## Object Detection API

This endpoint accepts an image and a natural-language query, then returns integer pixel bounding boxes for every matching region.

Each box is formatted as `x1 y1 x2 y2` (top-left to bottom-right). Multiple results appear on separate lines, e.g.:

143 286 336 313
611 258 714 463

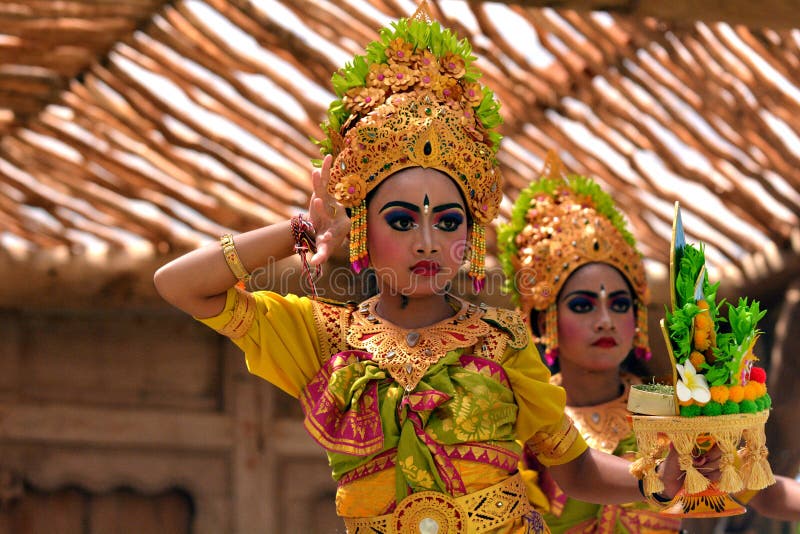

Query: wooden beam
0 402 233 451
503 1 800 29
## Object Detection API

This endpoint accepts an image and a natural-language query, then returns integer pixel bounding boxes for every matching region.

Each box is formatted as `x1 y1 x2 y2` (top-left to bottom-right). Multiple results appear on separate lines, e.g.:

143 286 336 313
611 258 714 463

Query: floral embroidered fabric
301 294 525 503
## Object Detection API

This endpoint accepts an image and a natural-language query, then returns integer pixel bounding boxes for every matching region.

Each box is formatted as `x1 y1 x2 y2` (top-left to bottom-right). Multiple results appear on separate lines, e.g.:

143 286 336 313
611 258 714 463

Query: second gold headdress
497 153 650 363
317 5 504 291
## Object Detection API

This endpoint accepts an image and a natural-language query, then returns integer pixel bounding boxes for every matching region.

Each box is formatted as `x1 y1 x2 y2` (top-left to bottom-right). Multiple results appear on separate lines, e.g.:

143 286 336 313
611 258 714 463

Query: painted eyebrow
432 203 464 213
379 201 465 213
379 200 419 213
561 289 630 301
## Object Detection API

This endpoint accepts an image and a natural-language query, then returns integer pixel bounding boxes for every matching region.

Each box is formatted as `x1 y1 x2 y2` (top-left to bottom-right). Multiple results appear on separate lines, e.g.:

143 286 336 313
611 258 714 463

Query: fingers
309 231 332 266
312 154 332 198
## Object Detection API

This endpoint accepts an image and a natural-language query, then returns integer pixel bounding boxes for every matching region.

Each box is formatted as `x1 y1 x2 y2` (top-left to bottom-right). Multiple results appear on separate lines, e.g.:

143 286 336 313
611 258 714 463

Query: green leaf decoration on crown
315 17 503 159
497 173 637 303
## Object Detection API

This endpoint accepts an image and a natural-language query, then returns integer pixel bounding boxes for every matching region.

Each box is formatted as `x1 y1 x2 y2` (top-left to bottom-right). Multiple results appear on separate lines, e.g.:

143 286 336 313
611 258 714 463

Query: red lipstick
592 337 618 348
411 260 440 276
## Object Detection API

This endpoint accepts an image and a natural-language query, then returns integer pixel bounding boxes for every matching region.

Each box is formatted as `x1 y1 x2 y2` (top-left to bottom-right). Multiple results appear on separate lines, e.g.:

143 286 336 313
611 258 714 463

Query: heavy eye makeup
563 291 632 314
565 295 595 314
383 208 418 231
433 210 464 232
609 295 632 313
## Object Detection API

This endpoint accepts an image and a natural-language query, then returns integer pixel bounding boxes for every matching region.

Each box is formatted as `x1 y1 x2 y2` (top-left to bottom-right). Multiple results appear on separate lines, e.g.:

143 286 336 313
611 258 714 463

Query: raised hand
309 154 350 266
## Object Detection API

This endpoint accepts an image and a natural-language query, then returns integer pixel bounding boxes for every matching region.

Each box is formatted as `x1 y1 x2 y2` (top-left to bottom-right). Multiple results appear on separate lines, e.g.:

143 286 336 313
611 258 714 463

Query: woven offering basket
628 202 775 517
629 409 774 517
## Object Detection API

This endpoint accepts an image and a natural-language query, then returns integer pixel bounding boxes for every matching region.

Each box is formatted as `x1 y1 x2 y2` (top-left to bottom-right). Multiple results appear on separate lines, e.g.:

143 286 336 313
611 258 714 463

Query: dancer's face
367 168 468 298
553 263 636 372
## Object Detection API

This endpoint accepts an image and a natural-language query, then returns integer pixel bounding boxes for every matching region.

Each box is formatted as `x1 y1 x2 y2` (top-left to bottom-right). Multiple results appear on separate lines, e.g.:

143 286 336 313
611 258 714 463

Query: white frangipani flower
676 360 711 405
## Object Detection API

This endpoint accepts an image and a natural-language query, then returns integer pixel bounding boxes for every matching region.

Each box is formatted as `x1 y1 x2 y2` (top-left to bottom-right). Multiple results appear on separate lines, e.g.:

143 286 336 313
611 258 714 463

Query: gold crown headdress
316 2 503 291
497 152 650 364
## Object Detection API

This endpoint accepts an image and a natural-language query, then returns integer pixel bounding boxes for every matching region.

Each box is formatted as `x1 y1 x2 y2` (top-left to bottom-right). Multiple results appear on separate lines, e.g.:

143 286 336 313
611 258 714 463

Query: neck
374 292 455 329
557 363 624 407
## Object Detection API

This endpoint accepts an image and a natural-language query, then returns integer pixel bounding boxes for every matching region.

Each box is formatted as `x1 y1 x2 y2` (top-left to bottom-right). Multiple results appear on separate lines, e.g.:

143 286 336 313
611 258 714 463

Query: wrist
290 214 321 297
638 478 672 503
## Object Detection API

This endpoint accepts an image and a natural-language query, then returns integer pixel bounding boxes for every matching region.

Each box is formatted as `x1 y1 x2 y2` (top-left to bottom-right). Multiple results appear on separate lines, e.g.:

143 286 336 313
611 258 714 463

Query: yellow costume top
199 287 588 533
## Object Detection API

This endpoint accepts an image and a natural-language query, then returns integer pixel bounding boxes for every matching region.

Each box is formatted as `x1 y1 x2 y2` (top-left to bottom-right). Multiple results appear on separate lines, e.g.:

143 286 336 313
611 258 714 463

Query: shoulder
309 296 356 329
479 305 529 349
309 297 356 358
310 296 357 312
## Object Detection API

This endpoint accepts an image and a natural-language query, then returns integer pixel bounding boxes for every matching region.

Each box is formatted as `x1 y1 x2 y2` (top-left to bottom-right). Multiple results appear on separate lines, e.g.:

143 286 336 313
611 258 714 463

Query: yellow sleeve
196 287 322 398
505 342 587 466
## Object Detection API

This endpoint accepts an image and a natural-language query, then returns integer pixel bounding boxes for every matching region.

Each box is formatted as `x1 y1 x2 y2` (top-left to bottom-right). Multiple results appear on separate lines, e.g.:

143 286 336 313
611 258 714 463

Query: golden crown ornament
316 2 503 292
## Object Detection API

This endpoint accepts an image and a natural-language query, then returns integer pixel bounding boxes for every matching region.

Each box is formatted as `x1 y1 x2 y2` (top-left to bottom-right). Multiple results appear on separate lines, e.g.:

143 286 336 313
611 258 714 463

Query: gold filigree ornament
392 491 468 533
347 294 492 391
343 472 538 534
554 373 638 454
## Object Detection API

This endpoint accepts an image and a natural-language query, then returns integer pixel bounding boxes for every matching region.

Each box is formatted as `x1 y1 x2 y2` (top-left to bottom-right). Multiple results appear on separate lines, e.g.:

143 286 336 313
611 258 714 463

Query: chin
408 276 454 296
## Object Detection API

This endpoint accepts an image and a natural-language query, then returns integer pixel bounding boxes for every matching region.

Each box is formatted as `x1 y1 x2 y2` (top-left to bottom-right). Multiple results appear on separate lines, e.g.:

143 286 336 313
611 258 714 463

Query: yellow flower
343 87 385 114
385 64 417 92
689 350 705 369
471 188 501 224
439 52 466 78
459 107 478 133
676 360 711 406
414 50 439 75
416 69 440 90
434 76 462 102
462 82 483 107
365 63 391 89
386 37 415 64
334 174 367 206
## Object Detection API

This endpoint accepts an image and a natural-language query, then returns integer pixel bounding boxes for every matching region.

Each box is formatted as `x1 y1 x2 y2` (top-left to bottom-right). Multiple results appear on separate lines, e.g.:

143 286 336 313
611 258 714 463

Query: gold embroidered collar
347 294 492 392
551 373 640 454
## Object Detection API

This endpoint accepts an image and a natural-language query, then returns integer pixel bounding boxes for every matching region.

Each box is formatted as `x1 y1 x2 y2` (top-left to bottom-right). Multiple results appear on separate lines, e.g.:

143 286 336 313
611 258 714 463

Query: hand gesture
309 155 350 266
658 443 723 499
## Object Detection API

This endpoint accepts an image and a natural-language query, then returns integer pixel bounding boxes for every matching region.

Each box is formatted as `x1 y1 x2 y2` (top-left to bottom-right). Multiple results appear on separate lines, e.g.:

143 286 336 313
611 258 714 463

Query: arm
547 448 643 504
154 222 295 318
547 443 717 505
747 474 800 521
154 155 348 319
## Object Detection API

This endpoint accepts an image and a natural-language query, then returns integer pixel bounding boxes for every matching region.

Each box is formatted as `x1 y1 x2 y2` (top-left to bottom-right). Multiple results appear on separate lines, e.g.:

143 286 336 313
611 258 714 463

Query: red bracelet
290 214 320 297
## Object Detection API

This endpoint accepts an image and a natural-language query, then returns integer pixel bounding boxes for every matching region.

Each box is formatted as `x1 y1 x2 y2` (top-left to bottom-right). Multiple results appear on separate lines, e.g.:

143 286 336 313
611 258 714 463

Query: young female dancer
498 154 799 533
154 8 711 533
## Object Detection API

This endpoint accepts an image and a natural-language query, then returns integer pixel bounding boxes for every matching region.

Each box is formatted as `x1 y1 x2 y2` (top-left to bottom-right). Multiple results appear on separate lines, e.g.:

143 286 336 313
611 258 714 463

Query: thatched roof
2 0 799 305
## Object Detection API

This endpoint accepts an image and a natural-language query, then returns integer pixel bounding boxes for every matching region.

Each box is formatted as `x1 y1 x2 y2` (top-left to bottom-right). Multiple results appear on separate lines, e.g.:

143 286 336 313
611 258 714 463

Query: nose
415 223 439 255
595 306 616 331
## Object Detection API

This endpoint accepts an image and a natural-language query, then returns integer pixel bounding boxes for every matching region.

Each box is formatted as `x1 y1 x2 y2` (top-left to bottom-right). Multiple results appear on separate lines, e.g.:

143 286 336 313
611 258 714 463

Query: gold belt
343 473 539 534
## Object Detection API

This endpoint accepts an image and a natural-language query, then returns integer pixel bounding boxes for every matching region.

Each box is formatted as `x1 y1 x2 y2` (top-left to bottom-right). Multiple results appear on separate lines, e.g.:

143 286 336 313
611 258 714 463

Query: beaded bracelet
220 234 251 283
290 214 320 297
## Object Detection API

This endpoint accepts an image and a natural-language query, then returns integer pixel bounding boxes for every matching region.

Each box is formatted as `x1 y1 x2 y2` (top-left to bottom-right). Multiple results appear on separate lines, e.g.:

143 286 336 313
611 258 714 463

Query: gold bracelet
219 234 251 283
